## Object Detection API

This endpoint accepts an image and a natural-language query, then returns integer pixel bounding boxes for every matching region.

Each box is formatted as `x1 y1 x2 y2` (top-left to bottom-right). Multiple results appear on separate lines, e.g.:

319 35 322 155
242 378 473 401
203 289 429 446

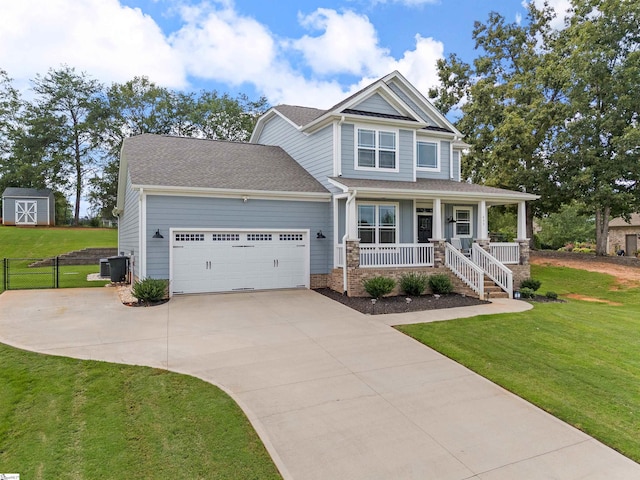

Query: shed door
171 230 308 295
626 234 638 256
15 200 37 225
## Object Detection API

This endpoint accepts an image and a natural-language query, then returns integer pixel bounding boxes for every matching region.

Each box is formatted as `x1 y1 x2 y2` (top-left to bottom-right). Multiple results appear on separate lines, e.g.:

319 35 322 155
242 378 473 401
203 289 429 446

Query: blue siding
444 203 478 250
399 200 414 243
416 140 454 181
2 196 53 225
340 124 413 181
118 173 140 275
387 81 439 126
351 93 401 116
145 195 332 279
453 150 461 181
257 115 335 191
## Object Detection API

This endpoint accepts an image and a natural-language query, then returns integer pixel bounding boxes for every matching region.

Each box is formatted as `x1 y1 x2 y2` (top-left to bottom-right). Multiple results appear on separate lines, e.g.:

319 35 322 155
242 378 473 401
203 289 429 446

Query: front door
625 234 638 256
417 215 432 243
15 200 37 225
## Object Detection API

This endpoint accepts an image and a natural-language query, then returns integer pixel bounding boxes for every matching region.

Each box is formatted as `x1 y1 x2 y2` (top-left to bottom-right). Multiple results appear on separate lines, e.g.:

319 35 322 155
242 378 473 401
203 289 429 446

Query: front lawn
0 343 282 479
398 265 640 463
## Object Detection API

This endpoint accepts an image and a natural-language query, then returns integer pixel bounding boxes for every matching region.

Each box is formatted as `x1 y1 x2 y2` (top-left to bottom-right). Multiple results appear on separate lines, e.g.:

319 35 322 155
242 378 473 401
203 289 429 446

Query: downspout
343 189 357 294
337 116 345 177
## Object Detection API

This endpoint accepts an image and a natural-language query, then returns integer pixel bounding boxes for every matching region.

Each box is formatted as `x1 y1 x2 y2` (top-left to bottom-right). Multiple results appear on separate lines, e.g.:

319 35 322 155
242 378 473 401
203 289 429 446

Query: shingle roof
609 214 640 227
274 105 326 127
123 134 329 194
2 187 53 198
329 177 538 200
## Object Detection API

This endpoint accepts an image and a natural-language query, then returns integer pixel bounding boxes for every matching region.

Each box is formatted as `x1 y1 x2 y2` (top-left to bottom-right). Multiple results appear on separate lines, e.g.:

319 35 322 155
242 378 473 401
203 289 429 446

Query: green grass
398 265 640 463
0 226 117 292
0 343 282 479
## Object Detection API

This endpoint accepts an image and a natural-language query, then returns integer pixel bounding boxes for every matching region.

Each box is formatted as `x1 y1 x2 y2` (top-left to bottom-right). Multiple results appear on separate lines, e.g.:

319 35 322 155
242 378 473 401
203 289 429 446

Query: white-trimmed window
358 203 397 244
356 128 397 170
453 207 472 238
417 141 438 170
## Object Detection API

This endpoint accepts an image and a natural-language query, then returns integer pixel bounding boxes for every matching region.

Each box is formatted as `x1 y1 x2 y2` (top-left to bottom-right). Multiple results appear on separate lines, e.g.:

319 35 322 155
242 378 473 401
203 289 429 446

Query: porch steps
484 278 509 299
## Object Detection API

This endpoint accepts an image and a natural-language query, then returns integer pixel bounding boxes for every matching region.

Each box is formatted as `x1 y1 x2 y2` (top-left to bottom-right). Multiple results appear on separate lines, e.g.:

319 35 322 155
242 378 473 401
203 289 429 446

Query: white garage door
171 229 309 295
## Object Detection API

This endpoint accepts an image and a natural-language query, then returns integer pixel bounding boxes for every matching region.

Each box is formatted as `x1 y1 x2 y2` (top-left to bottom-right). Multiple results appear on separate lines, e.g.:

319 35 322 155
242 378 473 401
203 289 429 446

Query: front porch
333 239 530 299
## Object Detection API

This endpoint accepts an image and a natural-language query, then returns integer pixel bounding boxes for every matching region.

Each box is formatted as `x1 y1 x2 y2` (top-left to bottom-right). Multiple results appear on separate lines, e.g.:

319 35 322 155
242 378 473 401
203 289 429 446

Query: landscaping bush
520 278 542 291
399 273 428 296
362 276 396 299
428 274 454 294
545 291 558 300
132 278 169 303
519 287 535 299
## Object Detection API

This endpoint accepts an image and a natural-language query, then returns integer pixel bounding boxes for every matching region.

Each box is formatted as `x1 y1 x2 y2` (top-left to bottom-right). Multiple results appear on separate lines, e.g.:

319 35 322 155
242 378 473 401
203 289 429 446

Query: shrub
519 287 535 299
399 273 428 296
362 276 396 299
545 291 558 300
520 278 542 291
132 278 169 303
428 274 454 294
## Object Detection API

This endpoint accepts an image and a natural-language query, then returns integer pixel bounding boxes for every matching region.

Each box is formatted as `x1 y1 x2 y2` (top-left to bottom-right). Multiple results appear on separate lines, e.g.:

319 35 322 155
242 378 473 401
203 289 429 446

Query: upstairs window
357 128 397 170
417 141 438 170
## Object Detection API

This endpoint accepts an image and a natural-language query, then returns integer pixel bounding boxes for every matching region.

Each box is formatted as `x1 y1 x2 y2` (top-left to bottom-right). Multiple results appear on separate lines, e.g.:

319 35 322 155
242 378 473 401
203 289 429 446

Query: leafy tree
30 66 104 225
554 0 640 255
536 203 595 250
429 4 569 246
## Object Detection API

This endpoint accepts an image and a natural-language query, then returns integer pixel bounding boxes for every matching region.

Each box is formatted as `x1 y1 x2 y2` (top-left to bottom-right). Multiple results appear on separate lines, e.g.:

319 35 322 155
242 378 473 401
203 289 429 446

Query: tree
30 66 103 225
554 0 640 255
429 4 569 247
536 203 595 250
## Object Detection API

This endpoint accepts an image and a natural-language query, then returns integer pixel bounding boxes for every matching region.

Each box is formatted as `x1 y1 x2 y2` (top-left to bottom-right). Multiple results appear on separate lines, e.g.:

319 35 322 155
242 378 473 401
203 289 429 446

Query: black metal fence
1 257 110 292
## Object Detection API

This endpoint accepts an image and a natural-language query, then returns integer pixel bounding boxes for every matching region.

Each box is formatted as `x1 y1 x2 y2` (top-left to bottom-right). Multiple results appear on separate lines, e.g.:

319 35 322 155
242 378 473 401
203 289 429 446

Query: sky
0 0 572 110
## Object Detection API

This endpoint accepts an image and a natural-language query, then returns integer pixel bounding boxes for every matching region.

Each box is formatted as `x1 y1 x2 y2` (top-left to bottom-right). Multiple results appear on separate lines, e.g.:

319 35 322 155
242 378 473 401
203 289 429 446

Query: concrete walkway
0 288 638 479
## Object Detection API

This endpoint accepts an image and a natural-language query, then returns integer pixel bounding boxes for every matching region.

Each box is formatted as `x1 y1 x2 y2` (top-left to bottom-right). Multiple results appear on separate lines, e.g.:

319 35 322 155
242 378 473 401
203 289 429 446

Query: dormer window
417 140 439 171
356 128 397 170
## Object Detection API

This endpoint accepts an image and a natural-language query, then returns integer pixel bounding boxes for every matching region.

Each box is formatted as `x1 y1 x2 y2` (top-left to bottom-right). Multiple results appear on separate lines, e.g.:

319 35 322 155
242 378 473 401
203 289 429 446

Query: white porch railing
336 243 435 268
359 243 434 267
472 244 513 298
489 242 520 264
445 243 485 298
336 245 345 267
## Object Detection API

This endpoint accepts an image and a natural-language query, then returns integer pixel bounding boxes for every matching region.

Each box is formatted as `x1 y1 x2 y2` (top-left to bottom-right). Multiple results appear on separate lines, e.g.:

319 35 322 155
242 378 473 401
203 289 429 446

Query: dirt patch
565 294 623 306
315 288 488 315
530 251 640 287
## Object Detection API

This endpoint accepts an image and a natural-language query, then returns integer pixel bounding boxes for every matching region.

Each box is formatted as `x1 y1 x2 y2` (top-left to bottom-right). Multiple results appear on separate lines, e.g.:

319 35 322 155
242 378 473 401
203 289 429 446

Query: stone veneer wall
510 265 531 291
608 228 640 255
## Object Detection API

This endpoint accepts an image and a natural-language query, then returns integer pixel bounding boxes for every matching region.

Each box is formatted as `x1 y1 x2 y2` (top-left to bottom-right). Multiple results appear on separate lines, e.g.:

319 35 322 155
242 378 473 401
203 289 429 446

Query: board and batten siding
341 124 414 181
257 115 335 191
145 195 332 279
118 173 140 277
352 93 402 116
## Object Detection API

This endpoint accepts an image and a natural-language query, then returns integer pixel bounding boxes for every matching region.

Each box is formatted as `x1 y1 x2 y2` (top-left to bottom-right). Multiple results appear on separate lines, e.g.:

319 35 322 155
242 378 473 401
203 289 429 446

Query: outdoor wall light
152 229 164 239
447 217 457 223
316 230 326 239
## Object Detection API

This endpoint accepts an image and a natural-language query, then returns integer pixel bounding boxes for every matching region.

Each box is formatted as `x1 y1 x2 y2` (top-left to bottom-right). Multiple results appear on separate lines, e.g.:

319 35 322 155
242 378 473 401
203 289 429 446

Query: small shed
1 187 56 226
608 214 640 256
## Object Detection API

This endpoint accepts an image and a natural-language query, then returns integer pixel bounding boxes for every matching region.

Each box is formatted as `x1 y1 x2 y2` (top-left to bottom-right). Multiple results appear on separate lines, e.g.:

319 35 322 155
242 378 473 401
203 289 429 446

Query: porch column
346 193 358 239
516 201 527 241
477 200 489 241
431 198 444 240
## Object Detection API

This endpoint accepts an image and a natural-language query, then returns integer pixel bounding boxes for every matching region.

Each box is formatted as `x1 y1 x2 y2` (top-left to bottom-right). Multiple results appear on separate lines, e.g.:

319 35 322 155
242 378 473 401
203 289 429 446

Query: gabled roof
119 134 329 200
2 187 53 198
251 71 462 142
609 214 640 227
329 177 539 202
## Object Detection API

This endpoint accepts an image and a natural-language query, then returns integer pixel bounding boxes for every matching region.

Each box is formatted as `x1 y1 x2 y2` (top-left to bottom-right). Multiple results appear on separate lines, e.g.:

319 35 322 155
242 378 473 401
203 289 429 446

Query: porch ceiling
328 177 539 204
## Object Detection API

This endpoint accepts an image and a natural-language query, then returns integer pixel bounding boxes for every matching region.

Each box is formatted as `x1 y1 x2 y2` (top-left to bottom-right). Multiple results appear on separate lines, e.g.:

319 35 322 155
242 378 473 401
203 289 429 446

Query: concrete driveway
0 288 638 479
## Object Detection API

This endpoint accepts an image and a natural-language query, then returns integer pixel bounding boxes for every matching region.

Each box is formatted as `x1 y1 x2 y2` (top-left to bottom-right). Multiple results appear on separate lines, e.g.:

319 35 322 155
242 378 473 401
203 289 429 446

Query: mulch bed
315 288 489 315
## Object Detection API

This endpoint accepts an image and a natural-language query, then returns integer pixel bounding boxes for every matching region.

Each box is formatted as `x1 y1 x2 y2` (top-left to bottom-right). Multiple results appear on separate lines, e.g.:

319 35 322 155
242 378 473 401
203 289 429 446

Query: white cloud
291 9 389 76
0 0 186 88
370 0 439 6
525 0 573 30
170 2 277 84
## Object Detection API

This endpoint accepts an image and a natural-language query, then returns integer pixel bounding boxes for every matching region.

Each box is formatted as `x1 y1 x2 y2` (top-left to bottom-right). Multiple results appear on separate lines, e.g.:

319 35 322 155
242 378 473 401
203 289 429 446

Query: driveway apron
0 288 638 479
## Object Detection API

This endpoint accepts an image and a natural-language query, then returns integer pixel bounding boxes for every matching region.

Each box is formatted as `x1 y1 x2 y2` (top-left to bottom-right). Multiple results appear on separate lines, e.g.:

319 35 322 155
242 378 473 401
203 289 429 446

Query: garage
170 229 309 295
